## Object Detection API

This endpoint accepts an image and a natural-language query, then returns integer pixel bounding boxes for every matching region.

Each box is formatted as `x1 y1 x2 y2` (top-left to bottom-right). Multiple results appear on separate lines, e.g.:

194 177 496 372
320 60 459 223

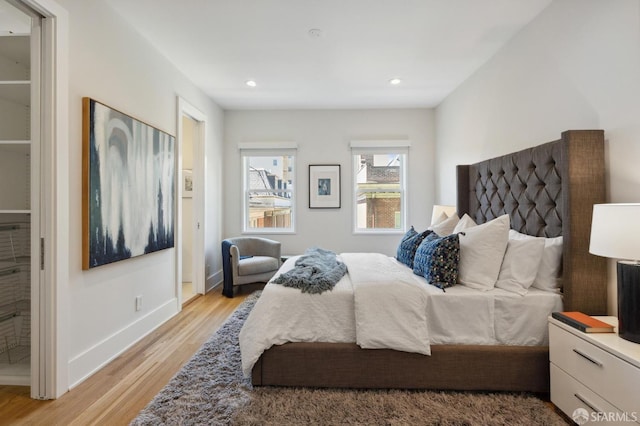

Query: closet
0 0 38 386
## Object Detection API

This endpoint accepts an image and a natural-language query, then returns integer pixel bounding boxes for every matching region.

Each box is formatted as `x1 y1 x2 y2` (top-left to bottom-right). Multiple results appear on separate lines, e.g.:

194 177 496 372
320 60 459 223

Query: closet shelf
0 80 30 85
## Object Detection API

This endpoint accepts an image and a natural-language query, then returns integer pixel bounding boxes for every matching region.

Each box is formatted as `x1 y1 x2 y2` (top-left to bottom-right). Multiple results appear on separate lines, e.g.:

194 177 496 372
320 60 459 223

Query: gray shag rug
131 291 568 425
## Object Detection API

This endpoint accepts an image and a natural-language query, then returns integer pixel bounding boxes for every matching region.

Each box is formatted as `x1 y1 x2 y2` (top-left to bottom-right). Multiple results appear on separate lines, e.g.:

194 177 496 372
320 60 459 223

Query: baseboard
67 298 179 389
206 269 223 293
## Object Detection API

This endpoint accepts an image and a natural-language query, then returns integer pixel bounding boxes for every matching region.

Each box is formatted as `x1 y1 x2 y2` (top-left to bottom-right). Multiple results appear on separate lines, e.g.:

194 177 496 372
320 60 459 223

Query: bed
244 130 607 393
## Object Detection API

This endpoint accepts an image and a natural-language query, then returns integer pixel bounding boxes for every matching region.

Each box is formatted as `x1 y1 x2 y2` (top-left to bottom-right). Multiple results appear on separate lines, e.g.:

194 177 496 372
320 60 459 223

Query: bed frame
251 130 607 392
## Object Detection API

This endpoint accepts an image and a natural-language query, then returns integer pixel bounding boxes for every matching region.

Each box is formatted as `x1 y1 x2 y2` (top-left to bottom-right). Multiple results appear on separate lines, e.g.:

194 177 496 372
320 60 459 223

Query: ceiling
111 1 551 109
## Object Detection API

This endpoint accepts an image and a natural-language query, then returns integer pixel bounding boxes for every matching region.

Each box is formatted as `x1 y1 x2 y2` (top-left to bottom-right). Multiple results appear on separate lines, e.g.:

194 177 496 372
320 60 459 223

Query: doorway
0 0 38 388
177 98 206 306
0 0 67 399
181 115 197 304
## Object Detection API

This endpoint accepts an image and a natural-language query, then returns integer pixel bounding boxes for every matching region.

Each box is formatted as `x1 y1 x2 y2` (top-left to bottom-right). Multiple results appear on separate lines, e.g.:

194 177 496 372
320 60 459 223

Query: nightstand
549 316 640 423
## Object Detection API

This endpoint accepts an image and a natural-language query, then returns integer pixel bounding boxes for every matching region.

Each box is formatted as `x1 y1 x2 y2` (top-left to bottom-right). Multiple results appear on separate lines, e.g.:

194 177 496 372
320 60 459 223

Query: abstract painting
82 98 175 269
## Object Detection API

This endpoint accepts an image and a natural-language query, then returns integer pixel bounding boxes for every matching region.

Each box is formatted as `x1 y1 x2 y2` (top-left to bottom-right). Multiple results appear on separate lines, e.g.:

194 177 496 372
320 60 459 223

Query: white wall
435 0 640 313
57 0 223 388
223 109 435 256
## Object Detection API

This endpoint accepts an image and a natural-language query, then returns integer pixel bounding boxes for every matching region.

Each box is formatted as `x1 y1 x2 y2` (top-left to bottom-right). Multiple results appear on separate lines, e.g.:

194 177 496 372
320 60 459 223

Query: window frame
239 143 297 234
351 140 409 235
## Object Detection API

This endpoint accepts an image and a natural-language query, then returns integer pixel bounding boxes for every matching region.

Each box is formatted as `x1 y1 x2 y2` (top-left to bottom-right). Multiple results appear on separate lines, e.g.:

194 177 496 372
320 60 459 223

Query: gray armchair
222 237 281 297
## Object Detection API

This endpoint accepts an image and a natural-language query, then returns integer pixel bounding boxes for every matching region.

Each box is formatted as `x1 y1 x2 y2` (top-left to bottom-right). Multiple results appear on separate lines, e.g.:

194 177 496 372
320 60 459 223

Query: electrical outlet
206 264 211 276
135 295 142 311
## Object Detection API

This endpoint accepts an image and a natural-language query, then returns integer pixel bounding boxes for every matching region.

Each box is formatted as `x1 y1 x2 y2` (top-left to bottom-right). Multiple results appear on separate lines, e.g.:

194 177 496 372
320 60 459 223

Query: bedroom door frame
176 97 206 306
15 0 69 399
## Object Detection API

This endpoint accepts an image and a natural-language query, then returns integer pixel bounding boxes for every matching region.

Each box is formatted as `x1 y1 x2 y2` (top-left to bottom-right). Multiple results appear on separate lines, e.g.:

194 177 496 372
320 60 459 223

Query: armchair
221 237 281 298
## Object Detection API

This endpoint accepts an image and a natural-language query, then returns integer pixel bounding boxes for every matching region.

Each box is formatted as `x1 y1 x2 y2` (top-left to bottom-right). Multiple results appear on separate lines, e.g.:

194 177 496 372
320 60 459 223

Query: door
177 98 206 305
181 115 197 303
0 0 39 392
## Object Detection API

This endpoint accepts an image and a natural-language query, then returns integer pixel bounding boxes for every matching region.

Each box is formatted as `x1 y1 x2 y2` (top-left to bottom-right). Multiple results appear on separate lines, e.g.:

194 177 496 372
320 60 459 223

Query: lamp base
617 261 640 344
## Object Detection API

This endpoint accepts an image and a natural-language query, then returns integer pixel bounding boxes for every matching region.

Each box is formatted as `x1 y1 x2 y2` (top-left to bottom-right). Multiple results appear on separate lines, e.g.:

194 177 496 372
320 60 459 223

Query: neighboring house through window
240 142 297 233
351 140 409 233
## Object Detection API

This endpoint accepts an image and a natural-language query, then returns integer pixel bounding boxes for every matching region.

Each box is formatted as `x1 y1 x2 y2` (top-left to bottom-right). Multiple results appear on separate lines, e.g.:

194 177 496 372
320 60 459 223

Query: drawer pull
574 393 602 413
573 348 603 367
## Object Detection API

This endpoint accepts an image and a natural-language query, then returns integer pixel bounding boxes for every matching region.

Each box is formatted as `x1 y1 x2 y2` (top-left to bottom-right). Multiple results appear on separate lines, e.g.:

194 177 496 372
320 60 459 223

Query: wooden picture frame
82 97 175 269
309 164 341 208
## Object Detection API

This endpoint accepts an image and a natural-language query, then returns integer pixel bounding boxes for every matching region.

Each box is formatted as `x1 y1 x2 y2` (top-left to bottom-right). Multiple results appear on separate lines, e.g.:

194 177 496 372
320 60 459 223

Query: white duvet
342 252 430 355
238 253 562 377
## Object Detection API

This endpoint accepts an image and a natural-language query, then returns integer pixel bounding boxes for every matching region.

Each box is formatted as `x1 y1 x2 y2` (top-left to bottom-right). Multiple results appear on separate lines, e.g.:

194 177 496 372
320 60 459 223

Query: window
351 140 409 233
240 143 296 233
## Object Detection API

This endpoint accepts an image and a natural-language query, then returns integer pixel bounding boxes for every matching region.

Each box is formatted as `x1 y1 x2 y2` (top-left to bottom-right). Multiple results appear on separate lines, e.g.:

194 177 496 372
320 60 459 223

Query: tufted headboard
456 130 607 315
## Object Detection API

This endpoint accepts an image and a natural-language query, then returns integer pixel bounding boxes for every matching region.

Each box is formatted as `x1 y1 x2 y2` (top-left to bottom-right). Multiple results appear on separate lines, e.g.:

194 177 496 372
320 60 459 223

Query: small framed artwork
309 164 341 208
183 169 193 198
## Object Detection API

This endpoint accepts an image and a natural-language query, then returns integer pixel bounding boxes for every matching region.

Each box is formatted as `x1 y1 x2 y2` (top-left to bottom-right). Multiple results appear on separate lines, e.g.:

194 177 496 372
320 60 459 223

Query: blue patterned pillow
413 233 460 289
412 232 439 275
396 227 432 268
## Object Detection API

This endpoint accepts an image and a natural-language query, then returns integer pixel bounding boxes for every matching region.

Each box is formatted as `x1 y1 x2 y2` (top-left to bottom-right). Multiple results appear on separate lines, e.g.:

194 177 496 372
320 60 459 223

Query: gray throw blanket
272 247 347 294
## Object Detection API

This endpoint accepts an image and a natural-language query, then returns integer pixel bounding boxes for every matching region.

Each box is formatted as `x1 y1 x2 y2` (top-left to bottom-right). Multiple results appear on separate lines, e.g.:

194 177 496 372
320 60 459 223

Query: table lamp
589 203 640 344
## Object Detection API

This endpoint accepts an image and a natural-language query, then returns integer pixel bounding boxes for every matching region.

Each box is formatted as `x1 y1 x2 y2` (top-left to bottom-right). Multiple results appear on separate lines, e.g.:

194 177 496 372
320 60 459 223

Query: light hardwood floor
0 286 252 426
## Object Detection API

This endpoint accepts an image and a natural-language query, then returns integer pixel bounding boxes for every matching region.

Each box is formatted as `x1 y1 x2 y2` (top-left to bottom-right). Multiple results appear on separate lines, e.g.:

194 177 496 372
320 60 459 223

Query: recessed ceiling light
389 78 402 86
246 80 257 87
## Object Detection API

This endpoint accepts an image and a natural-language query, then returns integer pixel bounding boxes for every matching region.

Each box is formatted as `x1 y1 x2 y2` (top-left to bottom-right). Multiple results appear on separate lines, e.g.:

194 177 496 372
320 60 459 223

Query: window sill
353 229 405 236
242 229 296 235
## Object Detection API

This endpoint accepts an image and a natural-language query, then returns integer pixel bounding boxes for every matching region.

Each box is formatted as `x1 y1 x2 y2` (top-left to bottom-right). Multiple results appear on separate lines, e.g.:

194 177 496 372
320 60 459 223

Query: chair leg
222 283 234 298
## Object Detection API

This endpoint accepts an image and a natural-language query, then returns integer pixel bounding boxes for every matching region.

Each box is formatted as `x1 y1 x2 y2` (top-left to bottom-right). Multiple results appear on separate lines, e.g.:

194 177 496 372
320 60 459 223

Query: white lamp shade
430 205 456 225
589 203 640 261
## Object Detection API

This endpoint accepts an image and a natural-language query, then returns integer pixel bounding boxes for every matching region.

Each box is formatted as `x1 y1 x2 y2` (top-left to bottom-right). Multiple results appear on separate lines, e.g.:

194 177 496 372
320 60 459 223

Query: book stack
552 311 615 333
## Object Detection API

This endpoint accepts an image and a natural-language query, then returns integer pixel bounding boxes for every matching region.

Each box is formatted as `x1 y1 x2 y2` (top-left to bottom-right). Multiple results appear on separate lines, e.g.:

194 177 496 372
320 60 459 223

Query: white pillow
429 213 459 236
430 211 448 227
457 214 510 291
508 230 563 292
495 238 545 295
452 214 476 234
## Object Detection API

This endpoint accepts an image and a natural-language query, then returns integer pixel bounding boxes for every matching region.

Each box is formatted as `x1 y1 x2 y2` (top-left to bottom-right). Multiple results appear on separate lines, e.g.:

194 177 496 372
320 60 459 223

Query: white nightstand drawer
550 364 633 425
549 324 640 415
